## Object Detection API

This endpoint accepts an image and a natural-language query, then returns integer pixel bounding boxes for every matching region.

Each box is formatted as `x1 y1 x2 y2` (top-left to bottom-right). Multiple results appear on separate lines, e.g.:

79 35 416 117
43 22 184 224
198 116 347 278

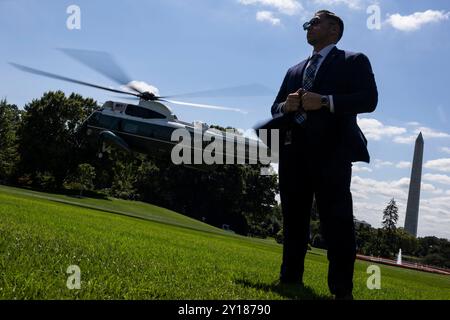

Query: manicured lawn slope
0 185 449 300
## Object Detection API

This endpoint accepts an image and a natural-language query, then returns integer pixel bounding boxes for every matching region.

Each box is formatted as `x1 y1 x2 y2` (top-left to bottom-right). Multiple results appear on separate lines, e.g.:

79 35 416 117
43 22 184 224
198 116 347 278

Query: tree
381 198 400 256
133 155 161 202
362 228 391 257
240 164 280 237
416 236 441 256
275 226 283 244
422 253 448 268
382 198 399 232
17 91 97 188
396 228 419 255
35 171 57 190
312 233 327 249
67 163 96 197
110 151 138 200
0 99 21 182
355 224 374 254
311 195 319 221
415 236 450 268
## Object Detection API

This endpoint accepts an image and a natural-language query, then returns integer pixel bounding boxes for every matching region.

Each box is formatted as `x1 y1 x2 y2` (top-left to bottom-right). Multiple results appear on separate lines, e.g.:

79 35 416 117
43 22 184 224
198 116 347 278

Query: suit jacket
260 47 378 163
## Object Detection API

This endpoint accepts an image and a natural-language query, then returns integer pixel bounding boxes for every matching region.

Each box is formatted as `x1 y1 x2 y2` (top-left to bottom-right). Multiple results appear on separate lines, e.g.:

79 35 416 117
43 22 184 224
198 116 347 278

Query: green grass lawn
0 185 449 300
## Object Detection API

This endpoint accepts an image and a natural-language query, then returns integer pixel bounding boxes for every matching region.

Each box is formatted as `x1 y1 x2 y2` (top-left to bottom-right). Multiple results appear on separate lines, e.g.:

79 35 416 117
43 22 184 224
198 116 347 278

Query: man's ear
329 25 339 41
330 25 338 37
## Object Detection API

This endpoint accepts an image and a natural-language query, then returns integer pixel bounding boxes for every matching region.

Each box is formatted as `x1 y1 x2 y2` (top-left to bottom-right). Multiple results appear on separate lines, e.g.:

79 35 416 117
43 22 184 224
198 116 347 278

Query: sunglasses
302 17 321 31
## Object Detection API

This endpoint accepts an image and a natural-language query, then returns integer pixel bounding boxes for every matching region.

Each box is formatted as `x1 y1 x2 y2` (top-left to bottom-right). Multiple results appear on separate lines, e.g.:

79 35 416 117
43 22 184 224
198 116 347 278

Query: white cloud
421 196 450 215
374 159 394 168
358 118 406 141
311 0 362 10
396 161 411 169
238 0 303 16
435 196 450 208
352 191 369 200
256 11 281 25
433 189 445 195
393 135 416 145
270 162 279 174
358 118 449 144
351 176 450 239
351 176 409 228
393 128 449 144
351 176 409 200
417 200 450 239
424 158 450 173
415 127 450 139
353 201 382 223
423 173 450 186
421 182 441 194
441 147 450 154
352 164 372 173
386 10 450 32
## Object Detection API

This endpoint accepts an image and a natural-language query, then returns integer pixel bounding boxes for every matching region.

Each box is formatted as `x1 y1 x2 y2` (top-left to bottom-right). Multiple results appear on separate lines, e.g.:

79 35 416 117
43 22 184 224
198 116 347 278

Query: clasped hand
284 89 322 113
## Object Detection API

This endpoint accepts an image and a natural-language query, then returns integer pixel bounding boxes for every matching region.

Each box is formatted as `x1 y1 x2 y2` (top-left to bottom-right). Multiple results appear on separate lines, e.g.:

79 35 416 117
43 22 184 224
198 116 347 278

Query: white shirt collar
311 43 336 59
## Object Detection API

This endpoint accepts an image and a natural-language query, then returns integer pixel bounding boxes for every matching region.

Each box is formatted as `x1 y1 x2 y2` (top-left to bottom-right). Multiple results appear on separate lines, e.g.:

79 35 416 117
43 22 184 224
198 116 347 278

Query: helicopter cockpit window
113 104 126 113
125 105 166 119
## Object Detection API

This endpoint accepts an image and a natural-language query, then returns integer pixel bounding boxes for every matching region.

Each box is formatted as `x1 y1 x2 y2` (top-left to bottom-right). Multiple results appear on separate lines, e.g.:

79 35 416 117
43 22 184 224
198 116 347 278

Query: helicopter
10 49 277 167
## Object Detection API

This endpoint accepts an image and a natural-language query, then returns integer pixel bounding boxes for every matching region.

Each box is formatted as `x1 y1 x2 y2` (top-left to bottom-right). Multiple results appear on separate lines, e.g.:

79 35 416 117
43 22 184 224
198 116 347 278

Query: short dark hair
316 10 344 42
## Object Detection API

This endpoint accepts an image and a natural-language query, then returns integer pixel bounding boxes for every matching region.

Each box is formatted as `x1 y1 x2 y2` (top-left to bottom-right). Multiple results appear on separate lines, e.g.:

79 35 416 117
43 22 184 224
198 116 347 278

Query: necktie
294 53 321 125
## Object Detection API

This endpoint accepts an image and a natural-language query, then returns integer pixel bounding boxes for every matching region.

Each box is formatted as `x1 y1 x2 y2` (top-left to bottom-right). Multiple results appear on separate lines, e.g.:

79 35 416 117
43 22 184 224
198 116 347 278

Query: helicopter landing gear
97 141 110 159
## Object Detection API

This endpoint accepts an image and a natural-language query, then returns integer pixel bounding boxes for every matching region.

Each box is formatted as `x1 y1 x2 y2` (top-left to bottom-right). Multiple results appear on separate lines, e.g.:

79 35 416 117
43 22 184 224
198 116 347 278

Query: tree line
307 198 450 269
1 92 448 268
0 92 281 238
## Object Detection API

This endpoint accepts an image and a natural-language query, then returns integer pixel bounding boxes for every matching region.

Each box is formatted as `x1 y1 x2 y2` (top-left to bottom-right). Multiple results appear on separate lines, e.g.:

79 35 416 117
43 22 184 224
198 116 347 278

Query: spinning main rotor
10 48 273 114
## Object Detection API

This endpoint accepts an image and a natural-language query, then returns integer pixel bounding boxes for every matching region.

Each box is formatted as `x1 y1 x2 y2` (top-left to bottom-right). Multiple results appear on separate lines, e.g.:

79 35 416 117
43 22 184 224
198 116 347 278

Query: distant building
404 132 424 237
354 219 371 229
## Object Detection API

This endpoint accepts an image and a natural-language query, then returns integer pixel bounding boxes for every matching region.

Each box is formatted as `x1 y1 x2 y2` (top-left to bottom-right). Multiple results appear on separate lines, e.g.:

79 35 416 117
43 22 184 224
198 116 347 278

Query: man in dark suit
270 10 378 299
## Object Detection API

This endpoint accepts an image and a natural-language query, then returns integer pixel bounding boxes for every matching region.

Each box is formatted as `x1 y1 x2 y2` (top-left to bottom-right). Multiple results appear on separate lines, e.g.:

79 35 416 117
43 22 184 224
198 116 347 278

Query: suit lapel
313 47 339 89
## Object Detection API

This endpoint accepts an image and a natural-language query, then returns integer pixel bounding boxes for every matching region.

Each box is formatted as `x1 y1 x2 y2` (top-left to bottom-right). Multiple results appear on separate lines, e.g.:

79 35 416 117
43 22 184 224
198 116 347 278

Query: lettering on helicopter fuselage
170 129 279 166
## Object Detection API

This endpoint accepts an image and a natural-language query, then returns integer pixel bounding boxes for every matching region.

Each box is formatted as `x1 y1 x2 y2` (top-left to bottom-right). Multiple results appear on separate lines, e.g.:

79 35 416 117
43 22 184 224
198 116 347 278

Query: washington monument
404 132 424 237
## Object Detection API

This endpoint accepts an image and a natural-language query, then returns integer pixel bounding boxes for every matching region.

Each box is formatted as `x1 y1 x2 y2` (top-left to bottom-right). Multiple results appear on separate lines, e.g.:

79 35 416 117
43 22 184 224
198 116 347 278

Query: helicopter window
137 123 154 137
97 115 120 130
122 120 139 134
125 105 165 119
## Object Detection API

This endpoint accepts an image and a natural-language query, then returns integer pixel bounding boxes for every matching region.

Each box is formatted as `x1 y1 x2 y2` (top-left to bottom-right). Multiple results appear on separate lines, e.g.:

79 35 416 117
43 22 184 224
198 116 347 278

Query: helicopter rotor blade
9 63 141 98
112 96 248 114
161 99 248 114
160 83 274 99
58 48 144 94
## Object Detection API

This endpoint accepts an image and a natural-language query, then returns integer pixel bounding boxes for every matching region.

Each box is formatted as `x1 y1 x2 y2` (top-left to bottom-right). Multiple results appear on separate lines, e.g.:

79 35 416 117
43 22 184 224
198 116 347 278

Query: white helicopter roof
101 100 175 120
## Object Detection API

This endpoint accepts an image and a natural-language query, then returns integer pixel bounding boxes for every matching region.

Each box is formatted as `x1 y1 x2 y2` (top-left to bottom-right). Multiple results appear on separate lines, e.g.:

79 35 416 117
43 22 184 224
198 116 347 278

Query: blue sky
1 0 450 239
